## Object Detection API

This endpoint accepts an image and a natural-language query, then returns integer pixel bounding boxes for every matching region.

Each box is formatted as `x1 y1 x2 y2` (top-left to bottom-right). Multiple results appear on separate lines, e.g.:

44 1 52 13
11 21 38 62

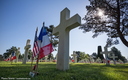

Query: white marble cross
22 39 31 64
71 51 77 63
109 53 118 64
55 53 58 61
53 8 81 70
85 58 89 63
16 47 20 63
45 56 48 62
89 56 94 63
100 46 112 65
96 57 101 63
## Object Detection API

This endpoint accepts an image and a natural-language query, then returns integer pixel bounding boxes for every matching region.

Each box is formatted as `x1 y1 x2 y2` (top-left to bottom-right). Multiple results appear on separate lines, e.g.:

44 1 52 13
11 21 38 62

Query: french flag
4 57 10 61
11 52 16 60
38 26 53 59
4 52 16 61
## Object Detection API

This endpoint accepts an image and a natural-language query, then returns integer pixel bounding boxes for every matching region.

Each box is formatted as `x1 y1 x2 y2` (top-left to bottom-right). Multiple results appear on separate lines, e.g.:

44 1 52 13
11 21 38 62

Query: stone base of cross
52 8 81 70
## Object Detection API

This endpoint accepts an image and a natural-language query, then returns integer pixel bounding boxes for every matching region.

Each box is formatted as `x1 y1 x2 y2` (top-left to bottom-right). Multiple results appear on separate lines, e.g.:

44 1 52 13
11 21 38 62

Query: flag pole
10 53 12 65
35 22 45 74
31 27 38 72
30 52 34 71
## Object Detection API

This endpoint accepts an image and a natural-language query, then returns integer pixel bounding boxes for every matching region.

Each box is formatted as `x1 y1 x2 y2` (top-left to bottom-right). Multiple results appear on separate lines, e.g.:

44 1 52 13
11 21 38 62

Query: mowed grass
0 61 128 80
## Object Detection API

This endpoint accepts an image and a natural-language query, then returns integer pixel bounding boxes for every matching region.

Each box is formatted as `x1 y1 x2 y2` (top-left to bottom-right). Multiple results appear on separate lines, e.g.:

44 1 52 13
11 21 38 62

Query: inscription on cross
53 8 81 70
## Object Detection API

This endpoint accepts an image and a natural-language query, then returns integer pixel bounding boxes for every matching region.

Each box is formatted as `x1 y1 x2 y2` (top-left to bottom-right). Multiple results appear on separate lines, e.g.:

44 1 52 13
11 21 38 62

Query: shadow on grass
0 62 128 80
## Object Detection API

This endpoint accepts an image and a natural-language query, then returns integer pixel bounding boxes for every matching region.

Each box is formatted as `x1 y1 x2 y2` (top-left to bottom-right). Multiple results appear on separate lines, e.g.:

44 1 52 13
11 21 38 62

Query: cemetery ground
0 61 128 80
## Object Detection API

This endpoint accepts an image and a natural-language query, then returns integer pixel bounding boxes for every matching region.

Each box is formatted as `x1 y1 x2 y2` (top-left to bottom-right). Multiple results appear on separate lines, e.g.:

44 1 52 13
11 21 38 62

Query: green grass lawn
0 61 128 80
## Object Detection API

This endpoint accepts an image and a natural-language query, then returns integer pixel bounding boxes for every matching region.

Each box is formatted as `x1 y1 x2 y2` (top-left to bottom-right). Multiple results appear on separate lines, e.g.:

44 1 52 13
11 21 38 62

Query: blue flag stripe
38 27 47 41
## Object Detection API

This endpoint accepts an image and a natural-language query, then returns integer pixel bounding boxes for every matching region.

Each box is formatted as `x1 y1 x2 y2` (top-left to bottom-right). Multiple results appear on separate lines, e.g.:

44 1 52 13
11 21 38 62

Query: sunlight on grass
0 61 128 80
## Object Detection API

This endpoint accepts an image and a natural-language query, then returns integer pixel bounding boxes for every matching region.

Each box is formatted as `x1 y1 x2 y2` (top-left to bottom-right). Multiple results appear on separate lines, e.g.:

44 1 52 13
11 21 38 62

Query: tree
3 46 18 59
75 51 81 61
19 54 23 59
80 0 128 47
110 46 126 62
48 53 54 60
121 56 127 63
91 52 97 60
28 50 32 60
79 52 86 61
74 51 89 62
85 54 90 59
97 46 104 60
110 47 121 59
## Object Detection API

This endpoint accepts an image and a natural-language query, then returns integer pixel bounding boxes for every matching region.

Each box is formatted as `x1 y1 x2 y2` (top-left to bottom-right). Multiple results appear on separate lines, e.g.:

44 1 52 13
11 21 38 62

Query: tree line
74 46 127 63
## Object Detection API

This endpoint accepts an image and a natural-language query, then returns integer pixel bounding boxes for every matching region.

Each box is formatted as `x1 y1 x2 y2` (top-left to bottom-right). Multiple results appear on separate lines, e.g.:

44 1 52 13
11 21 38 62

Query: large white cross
100 46 112 65
109 53 118 64
53 8 81 70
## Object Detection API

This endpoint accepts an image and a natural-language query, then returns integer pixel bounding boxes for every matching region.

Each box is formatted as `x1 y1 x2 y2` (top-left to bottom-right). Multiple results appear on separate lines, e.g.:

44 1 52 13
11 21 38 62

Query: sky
0 0 128 58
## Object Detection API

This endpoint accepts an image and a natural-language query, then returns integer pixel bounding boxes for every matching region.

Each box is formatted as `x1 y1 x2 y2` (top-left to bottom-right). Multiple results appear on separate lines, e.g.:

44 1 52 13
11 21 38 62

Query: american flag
32 28 39 58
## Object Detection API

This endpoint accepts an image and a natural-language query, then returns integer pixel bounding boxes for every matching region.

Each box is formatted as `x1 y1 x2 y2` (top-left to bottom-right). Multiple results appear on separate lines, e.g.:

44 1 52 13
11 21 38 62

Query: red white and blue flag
4 57 10 61
32 28 39 58
38 26 53 59
4 52 16 61
11 52 16 60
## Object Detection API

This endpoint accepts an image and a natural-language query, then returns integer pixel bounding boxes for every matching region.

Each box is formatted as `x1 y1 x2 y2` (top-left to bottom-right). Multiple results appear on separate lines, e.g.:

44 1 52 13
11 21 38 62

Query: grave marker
45 56 48 62
22 39 31 64
96 57 101 63
16 47 20 63
109 53 118 64
71 51 77 63
52 8 81 70
100 46 112 65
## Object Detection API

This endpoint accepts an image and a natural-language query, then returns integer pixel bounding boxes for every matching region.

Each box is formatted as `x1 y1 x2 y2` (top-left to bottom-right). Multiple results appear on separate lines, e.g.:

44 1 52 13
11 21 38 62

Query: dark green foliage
97 46 104 60
78 52 85 61
48 53 54 60
91 52 97 60
3 46 18 58
75 51 80 62
74 51 89 62
28 50 32 59
110 46 127 63
18 54 23 59
121 56 127 63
